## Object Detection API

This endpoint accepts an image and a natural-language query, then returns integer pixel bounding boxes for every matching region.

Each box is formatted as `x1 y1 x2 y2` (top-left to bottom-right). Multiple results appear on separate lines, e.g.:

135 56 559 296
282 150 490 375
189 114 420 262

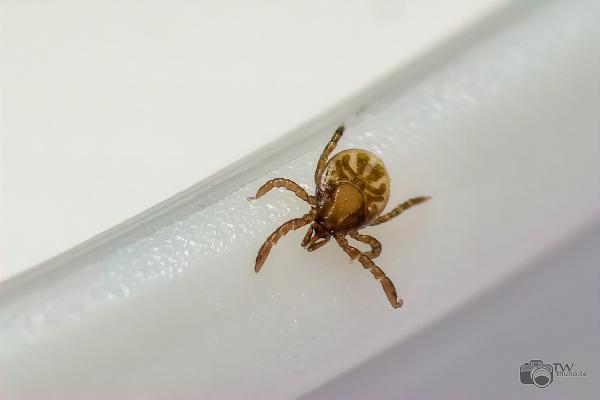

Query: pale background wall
1 0 506 279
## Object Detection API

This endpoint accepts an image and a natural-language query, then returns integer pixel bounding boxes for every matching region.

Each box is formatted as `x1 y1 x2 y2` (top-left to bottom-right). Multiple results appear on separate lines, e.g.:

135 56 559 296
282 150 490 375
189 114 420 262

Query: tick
248 125 430 308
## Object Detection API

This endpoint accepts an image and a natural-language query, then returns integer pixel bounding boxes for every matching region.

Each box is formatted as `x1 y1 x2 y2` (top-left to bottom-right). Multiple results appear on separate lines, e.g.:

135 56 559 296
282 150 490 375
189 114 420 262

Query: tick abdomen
316 149 390 231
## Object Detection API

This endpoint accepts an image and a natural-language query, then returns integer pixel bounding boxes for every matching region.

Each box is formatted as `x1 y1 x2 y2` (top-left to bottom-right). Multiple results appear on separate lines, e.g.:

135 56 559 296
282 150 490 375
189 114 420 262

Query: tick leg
335 235 403 309
255 212 315 272
349 232 382 259
369 196 431 226
248 178 315 205
314 125 344 184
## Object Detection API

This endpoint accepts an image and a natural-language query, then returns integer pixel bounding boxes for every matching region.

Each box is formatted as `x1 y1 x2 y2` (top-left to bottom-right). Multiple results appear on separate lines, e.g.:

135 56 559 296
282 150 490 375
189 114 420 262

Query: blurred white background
1 0 505 279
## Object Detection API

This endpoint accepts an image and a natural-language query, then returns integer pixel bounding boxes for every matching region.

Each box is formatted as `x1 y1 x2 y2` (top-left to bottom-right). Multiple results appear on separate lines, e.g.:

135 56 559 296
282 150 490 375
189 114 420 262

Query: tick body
249 125 430 308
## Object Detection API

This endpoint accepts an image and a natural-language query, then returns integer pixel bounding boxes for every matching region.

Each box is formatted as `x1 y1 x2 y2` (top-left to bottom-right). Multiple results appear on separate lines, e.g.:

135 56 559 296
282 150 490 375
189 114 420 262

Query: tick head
313 222 332 240
302 222 332 252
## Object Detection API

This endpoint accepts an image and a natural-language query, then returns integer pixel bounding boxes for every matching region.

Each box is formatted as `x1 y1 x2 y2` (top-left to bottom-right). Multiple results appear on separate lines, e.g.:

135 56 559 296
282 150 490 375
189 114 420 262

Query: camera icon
520 360 553 388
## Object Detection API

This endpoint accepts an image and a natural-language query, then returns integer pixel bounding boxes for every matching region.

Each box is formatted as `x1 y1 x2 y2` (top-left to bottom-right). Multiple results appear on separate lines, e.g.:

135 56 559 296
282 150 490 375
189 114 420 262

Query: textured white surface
302 226 600 399
1 0 599 398
0 0 506 278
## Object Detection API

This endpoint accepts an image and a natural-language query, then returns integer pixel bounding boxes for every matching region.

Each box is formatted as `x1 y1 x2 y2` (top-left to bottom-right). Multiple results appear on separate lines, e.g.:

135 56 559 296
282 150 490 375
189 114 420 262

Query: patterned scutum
316 149 391 227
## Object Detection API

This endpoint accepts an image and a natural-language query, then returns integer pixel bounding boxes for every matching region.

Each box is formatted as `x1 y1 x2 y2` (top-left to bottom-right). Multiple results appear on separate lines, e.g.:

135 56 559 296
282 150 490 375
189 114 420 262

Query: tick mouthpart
307 238 329 252
302 222 332 250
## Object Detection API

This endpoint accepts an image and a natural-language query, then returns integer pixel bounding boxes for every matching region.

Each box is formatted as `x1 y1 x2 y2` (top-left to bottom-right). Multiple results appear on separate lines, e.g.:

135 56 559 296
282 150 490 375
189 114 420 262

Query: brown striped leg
248 178 315 205
255 212 315 272
314 125 345 184
349 232 382 259
335 235 403 309
369 196 431 226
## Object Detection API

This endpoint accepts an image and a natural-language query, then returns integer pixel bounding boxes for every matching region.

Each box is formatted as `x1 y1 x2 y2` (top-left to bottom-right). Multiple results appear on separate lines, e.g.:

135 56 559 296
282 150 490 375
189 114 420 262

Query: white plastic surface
302 226 600 400
1 0 599 398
